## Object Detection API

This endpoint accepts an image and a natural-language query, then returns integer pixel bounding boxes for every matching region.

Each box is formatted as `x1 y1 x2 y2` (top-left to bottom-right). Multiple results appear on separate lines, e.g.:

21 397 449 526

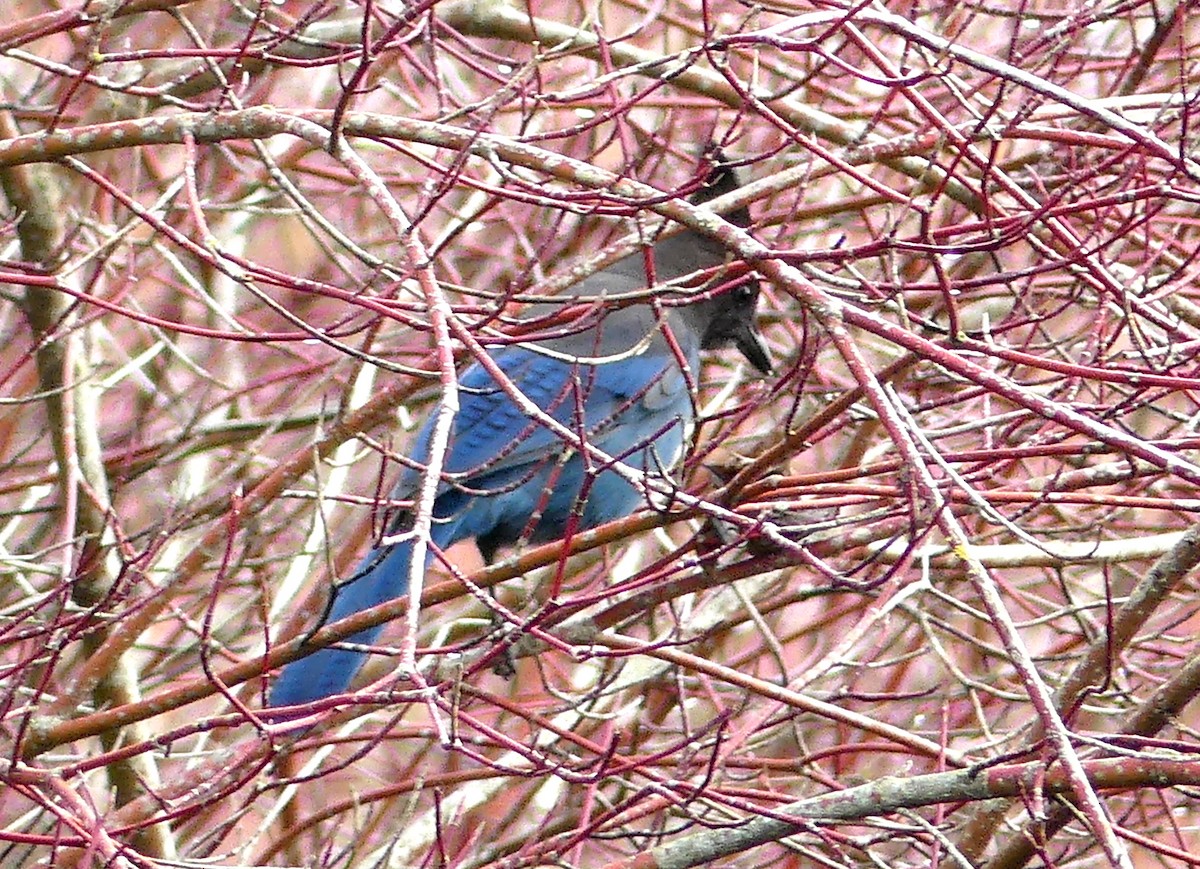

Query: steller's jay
269 158 770 707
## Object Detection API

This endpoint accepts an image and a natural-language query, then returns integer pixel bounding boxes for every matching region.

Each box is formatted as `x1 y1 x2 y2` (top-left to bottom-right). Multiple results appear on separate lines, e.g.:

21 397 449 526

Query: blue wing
422 336 696 553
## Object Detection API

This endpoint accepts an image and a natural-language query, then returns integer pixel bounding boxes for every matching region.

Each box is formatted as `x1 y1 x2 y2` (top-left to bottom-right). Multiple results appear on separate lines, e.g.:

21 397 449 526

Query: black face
699 282 772 374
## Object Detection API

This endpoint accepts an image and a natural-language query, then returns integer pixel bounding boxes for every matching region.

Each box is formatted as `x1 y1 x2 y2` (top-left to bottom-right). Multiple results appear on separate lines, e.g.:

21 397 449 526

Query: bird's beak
734 323 772 375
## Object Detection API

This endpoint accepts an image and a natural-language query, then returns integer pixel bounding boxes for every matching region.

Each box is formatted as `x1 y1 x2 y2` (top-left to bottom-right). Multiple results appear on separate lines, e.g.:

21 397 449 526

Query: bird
269 156 770 708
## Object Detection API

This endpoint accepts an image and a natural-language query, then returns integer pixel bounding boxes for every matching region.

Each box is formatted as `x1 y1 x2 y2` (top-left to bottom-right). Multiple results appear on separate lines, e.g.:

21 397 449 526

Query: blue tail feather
269 537 421 707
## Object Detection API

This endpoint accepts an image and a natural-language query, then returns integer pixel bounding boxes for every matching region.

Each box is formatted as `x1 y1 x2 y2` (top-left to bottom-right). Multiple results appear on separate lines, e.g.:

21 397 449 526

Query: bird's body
269 160 768 707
